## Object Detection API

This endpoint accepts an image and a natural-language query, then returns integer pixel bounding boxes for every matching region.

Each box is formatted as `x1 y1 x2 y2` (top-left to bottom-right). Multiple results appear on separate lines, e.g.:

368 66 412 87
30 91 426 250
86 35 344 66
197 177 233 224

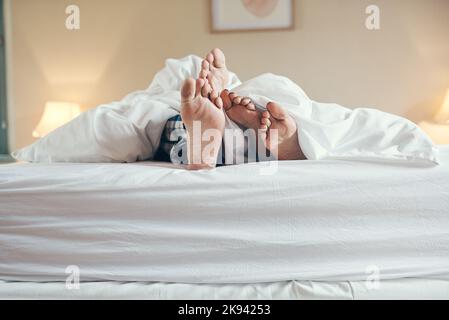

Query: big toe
181 78 196 103
211 48 226 68
266 102 287 121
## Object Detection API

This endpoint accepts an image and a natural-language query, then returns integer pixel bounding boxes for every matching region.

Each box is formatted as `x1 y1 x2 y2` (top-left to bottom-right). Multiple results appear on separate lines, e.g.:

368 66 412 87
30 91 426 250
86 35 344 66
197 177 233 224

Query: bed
1 146 449 299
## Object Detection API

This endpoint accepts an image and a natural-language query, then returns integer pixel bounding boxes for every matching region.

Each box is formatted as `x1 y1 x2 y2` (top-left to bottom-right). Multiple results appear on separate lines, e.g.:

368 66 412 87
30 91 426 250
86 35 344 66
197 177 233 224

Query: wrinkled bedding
1 146 448 283
12 55 438 165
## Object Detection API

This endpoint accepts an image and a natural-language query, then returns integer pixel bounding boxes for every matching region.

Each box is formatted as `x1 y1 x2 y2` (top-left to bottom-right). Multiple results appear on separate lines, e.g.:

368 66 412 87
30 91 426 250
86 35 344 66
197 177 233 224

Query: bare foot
199 48 230 99
259 102 306 161
180 78 225 170
221 90 261 130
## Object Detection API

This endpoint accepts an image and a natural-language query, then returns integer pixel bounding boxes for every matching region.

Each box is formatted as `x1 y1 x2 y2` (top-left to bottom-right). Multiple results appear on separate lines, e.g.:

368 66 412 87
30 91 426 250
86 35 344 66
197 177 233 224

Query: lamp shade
32 102 81 138
435 89 449 124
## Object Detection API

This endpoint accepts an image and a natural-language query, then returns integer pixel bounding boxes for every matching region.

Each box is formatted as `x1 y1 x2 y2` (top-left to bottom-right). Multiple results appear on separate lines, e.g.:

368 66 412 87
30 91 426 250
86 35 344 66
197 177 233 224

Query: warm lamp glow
435 89 449 124
32 102 81 138
419 121 449 145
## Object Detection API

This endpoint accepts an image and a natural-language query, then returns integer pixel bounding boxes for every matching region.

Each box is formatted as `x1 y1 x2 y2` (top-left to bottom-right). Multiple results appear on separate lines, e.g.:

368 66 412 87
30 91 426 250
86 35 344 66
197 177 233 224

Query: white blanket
1 147 449 283
12 55 438 165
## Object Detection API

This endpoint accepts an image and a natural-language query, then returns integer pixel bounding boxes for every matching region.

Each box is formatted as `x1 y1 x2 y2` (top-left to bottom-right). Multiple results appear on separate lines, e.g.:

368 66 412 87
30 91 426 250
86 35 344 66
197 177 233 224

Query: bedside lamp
419 89 449 144
32 102 81 138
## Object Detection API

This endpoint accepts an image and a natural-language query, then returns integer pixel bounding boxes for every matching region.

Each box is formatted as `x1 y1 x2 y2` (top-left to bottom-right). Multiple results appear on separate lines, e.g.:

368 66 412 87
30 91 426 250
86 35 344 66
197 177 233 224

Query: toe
211 48 226 68
202 60 210 72
241 98 251 106
261 117 272 128
195 79 205 97
199 60 209 79
210 90 219 101
233 96 243 105
267 102 287 121
246 103 256 111
207 52 214 65
200 70 208 79
220 90 233 111
207 74 218 92
181 78 196 102
214 97 223 109
202 82 212 97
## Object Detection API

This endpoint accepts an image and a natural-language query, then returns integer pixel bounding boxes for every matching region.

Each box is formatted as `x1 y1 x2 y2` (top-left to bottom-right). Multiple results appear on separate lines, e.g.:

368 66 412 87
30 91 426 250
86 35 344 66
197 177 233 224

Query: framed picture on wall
211 0 295 33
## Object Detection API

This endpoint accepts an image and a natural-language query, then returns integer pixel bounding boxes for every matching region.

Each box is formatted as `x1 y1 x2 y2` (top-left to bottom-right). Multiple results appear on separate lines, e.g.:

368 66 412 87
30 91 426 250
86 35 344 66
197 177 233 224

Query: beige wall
6 0 449 150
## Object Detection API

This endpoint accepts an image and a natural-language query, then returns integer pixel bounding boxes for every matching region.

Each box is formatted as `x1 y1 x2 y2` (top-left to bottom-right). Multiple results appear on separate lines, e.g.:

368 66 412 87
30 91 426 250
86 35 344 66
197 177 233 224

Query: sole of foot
199 48 230 100
221 90 261 131
180 78 226 170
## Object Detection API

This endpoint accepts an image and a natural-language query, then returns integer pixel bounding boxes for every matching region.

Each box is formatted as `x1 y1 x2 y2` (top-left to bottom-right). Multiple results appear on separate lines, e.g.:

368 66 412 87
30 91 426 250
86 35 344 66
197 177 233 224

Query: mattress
2 279 449 300
1 146 449 284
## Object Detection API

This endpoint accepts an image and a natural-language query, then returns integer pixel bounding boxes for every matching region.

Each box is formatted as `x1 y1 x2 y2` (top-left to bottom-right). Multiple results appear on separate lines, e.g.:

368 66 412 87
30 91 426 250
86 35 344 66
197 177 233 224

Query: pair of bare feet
180 48 305 170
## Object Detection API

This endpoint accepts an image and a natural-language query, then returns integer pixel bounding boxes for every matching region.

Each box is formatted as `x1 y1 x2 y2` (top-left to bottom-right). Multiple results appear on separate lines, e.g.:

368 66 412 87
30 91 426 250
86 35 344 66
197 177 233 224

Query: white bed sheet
2 279 449 300
1 147 449 283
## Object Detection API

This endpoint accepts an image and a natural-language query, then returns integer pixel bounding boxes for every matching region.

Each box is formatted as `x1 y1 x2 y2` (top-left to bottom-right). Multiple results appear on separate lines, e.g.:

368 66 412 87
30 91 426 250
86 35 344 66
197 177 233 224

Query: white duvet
12 55 438 165
1 147 449 283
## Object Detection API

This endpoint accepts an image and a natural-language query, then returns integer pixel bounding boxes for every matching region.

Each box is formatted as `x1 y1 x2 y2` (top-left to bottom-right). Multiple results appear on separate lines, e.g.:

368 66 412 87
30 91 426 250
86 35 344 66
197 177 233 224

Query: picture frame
210 0 295 33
